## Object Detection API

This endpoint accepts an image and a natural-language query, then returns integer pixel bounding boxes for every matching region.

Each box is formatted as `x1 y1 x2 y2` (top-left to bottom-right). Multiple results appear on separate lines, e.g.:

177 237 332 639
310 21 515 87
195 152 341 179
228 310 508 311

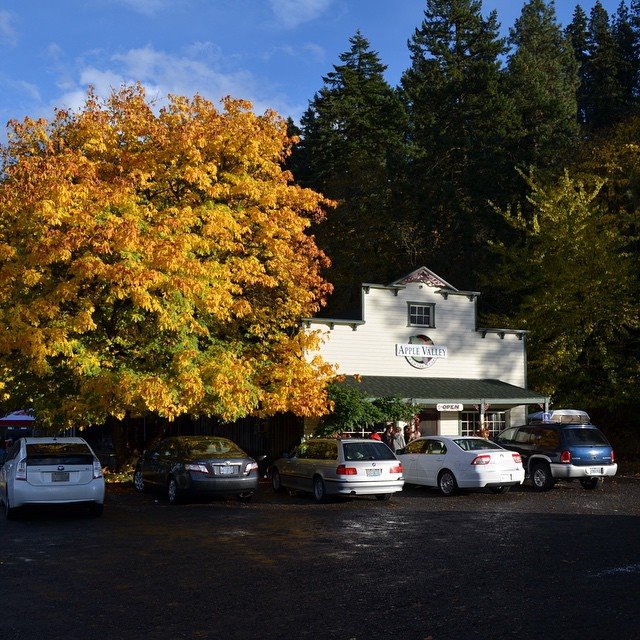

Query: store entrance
417 409 439 436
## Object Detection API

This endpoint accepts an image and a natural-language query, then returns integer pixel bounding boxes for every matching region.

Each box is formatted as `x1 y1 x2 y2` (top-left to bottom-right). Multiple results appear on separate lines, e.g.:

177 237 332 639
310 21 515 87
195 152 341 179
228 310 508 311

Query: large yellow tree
0 85 336 430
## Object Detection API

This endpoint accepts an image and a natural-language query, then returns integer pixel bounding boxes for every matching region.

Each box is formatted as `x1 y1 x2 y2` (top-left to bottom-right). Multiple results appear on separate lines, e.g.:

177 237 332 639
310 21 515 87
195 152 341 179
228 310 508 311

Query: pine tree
566 5 590 125
293 31 409 312
505 0 579 178
399 0 510 288
585 1 625 130
612 1 638 117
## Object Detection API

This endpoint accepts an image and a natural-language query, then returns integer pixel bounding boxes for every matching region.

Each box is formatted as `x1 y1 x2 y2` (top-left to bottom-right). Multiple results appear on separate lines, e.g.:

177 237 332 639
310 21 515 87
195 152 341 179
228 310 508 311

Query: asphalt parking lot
2 475 640 640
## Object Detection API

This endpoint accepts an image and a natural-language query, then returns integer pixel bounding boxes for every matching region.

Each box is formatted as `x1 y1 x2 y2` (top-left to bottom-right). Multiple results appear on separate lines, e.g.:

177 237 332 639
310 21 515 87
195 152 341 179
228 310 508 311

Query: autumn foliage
0 85 335 428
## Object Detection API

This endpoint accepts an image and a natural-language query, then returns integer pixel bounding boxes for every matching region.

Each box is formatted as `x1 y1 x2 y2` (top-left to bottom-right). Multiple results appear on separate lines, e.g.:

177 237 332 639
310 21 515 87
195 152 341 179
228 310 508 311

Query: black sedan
133 436 259 504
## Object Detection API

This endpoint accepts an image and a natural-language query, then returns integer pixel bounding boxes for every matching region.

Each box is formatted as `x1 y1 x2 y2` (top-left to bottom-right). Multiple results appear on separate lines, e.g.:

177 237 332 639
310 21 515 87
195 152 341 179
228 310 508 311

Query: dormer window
408 302 435 328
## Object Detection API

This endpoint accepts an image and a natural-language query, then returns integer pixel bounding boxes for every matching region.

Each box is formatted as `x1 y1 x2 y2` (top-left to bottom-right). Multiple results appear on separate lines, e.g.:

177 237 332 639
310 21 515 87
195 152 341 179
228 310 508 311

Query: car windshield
343 442 396 461
563 428 609 446
452 438 503 451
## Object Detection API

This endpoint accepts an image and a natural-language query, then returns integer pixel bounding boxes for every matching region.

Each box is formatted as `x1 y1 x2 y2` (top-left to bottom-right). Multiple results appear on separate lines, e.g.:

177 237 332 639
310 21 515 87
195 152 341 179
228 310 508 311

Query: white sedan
397 436 524 496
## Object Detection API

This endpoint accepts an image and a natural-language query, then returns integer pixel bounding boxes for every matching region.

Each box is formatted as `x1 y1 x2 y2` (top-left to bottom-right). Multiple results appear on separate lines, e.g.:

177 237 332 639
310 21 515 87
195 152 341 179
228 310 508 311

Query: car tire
438 470 458 496
490 486 511 494
313 475 327 503
375 493 392 502
3 490 17 520
133 469 145 493
167 477 181 505
271 468 284 493
580 477 602 490
531 462 555 491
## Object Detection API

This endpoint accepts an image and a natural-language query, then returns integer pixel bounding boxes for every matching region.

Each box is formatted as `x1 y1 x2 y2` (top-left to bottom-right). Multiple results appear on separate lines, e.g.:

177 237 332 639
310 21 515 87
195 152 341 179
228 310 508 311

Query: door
400 439 429 484
417 439 447 486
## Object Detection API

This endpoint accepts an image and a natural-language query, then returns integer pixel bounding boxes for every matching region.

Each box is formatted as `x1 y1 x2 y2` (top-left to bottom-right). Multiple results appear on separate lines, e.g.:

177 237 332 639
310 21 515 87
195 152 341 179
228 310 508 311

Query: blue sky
0 1 622 133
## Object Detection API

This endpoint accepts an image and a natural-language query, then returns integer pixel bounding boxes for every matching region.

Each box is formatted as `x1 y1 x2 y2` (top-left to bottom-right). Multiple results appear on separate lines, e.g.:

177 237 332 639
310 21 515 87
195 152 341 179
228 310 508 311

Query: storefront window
460 412 506 437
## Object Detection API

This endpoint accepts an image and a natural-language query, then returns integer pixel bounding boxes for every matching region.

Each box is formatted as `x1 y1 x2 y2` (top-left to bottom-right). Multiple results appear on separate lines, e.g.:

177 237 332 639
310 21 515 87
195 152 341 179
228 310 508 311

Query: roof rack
528 409 590 424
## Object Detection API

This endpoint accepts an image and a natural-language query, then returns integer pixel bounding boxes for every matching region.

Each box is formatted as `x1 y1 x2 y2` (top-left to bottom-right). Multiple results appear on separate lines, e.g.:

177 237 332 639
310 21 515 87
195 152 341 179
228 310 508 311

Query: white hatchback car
0 437 105 518
397 436 524 496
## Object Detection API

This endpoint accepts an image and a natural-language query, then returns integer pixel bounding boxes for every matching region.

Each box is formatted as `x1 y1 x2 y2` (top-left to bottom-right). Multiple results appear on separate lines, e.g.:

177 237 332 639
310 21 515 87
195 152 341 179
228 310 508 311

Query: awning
339 376 548 407
0 410 35 426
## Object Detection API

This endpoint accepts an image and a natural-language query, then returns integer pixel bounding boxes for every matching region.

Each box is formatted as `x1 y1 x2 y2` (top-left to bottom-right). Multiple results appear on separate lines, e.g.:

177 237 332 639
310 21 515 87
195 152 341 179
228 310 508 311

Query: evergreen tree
612 1 638 116
293 31 409 312
585 1 625 130
566 5 590 125
399 0 510 289
505 0 580 178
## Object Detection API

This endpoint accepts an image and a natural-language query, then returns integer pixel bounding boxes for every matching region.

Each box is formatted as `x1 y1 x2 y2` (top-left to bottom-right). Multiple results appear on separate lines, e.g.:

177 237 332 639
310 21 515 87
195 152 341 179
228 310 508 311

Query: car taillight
93 459 103 479
611 450 615 463
560 450 571 463
336 464 357 475
512 453 522 464
15 460 27 481
389 464 403 474
185 463 210 474
244 461 259 475
471 455 491 465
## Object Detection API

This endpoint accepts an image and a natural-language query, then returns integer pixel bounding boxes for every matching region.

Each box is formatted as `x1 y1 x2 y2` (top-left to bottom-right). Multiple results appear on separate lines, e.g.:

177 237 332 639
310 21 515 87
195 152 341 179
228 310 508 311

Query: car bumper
11 479 105 507
324 478 405 496
550 463 617 479
457 467 525 489
186 473 259 496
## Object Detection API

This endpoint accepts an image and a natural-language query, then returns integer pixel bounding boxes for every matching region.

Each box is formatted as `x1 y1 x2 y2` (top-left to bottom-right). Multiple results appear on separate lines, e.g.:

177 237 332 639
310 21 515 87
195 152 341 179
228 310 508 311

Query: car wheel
271 468 284 493
490 486 511 494
580 477 602 490
531 462 555 491
313 475 327 503
375 493 392 502
3 490 17 520
167 477 181 505
438 470 458 496
133 469 145 493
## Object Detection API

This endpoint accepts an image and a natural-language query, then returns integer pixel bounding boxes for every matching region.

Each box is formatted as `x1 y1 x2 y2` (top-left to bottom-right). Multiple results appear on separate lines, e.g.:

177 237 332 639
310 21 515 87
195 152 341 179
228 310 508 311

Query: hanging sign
437 403 464 412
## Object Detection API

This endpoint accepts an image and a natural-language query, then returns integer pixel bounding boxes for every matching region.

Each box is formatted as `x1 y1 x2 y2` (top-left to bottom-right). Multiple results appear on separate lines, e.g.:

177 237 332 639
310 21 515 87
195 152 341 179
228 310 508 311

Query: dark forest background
287 0 640 449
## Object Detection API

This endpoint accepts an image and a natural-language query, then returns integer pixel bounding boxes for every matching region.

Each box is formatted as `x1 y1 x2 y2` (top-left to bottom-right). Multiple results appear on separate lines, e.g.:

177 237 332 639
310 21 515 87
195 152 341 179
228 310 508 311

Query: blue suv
494 411 617 491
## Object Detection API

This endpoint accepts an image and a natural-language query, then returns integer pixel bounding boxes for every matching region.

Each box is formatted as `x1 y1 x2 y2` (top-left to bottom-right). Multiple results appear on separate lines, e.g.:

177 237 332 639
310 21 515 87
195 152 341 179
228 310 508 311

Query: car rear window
26 442 94 466
563 428 609 446
184 439 246 457
343 442 397 461
453 438 503 451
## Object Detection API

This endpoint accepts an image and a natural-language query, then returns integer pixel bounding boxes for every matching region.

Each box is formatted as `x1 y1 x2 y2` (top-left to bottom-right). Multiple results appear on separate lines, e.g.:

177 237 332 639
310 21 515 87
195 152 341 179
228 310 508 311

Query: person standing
382 424 394 449
392 426 406 452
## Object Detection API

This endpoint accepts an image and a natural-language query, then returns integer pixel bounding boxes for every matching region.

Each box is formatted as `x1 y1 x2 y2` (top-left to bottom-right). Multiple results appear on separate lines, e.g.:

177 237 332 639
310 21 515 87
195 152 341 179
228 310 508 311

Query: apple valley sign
396 335 447 369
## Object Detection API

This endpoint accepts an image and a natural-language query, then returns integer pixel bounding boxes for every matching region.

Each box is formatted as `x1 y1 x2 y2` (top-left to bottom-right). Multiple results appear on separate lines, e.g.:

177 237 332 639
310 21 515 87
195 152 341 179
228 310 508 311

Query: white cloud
0 10 18 47
268 0 333 29
47 44 302 120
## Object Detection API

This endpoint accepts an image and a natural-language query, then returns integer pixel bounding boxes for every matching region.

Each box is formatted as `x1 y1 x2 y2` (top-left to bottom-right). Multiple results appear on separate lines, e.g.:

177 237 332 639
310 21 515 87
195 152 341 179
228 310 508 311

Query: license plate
218 466 236 475
52 471 69 482
588 467 603 475
500 474 511 482
366 468 382 477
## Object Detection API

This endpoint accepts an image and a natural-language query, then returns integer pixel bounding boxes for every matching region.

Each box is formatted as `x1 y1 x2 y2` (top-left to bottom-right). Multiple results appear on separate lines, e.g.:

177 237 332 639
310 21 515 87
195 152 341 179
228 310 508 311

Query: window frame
407 302 436 328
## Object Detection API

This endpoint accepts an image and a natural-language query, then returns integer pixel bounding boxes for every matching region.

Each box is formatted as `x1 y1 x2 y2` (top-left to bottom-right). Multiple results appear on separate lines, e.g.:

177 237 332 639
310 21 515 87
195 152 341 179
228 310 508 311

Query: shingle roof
340 376 548 406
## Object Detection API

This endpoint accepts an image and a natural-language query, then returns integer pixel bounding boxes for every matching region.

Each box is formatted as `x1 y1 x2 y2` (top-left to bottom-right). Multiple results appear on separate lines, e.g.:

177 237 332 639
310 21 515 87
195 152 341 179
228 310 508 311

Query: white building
304 267 548 437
